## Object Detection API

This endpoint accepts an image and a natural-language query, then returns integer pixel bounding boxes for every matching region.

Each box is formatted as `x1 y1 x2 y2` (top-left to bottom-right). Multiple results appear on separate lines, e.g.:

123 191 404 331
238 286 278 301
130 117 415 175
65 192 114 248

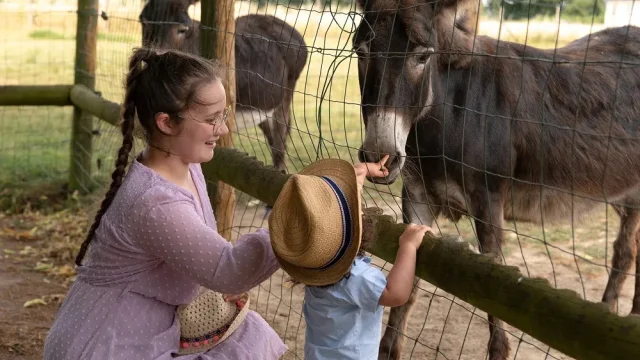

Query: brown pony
353 0 640 358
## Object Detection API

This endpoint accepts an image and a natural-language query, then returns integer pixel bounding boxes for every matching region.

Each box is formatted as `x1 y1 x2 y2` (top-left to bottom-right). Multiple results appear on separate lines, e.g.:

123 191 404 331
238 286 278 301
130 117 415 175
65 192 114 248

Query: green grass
28 29 139 43
28 29 67 40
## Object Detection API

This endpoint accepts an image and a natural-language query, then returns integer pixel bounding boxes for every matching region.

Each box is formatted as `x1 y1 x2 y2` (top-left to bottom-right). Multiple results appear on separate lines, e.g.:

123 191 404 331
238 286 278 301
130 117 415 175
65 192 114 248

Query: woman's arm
129 199 279 294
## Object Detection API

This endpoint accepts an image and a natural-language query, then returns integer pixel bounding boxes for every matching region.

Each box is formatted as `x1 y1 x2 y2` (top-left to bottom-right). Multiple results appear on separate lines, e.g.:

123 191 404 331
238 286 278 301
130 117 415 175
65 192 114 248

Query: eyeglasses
178 105 231 127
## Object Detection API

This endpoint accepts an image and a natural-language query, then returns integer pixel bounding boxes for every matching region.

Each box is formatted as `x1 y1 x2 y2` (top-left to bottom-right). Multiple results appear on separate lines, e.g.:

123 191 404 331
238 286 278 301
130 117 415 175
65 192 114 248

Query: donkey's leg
258 87 292 174
602 206 640 313
258 115 278 170
271 86 293 173
473 195 510 360
379 177 438 360
632 229 640 314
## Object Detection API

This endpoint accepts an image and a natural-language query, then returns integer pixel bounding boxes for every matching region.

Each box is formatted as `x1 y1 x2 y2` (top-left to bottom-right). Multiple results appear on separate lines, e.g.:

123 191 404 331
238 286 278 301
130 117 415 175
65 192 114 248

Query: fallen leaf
18 246 35 256
34 262 53 272
3 249 15 255
52 264 76 277
23 298 47 308
42 293 66 305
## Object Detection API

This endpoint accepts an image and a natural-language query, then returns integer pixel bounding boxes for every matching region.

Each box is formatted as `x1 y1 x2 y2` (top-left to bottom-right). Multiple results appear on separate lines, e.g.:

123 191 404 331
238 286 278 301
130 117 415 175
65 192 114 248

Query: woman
43 48 287 359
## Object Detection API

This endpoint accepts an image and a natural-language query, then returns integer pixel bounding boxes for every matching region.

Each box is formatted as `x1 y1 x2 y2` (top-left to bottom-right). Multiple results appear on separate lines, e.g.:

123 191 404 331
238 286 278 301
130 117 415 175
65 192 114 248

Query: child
268 155 431 360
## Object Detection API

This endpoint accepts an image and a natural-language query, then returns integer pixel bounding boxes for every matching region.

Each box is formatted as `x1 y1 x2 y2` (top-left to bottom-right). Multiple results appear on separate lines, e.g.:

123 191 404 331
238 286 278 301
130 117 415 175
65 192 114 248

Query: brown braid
74 50 153 266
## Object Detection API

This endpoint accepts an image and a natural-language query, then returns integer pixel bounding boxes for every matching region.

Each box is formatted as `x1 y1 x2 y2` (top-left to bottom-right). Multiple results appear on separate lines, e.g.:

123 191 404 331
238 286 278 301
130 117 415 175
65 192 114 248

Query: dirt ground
0 217 69 359
0 199 636 360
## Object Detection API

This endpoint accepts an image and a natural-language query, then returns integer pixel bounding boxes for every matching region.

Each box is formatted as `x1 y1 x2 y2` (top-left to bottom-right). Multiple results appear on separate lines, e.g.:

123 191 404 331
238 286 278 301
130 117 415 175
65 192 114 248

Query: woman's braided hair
74 48 224 266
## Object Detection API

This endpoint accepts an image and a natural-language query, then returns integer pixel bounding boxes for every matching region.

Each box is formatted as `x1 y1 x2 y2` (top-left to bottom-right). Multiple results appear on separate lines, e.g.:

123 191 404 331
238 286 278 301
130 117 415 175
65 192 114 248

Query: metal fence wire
2 0 640 359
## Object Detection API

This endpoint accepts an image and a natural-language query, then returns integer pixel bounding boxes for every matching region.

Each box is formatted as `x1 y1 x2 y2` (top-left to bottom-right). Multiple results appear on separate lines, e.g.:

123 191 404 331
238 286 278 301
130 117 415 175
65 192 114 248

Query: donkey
353 0 640 359
139 0 308 173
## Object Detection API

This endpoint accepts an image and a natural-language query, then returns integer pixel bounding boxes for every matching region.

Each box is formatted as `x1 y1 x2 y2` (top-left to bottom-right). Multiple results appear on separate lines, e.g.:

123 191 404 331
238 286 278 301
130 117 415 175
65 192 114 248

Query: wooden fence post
69 0 98 193
199 1 236 242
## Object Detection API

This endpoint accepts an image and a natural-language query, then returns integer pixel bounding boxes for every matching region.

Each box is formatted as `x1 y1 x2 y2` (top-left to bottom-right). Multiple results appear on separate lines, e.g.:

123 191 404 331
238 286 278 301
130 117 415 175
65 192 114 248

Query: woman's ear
154 112 175 136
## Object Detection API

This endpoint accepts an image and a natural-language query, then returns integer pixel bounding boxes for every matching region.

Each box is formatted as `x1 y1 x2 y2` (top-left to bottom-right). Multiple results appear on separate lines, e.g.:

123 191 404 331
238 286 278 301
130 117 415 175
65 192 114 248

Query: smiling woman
42 48 288 360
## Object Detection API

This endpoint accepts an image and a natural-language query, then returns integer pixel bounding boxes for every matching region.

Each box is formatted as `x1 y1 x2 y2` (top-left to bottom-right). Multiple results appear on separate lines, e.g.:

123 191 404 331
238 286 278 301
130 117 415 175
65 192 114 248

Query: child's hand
399 223 431 250
378 222 432 307
354 154 390 187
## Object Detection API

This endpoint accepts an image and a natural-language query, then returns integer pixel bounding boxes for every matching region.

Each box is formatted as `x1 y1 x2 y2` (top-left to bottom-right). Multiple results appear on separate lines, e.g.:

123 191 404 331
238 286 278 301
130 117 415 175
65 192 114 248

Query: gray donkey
353 0 640 359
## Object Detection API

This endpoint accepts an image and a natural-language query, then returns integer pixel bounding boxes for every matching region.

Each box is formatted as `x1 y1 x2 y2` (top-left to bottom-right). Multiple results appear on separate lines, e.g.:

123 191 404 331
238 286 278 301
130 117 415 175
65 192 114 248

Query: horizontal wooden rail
3 83 640 359
206 147 640 360
0 85 73 106
69 84 120 126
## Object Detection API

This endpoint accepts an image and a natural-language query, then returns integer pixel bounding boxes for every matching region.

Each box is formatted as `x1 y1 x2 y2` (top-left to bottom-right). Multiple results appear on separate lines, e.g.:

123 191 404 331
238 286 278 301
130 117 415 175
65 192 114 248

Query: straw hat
176 288 250 355
268 158 361 287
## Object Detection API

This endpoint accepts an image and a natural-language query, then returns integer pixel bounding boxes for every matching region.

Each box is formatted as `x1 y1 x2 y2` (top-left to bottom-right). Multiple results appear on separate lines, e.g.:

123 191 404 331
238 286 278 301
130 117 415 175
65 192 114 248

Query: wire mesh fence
2 0 640 358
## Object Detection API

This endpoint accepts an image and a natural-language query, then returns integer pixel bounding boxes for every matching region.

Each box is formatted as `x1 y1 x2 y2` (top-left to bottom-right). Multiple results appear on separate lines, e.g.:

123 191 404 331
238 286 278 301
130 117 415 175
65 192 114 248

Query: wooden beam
199 0 237 242
204 147 640 360
69 84 120 127
69 0 98 194
0 85 72 106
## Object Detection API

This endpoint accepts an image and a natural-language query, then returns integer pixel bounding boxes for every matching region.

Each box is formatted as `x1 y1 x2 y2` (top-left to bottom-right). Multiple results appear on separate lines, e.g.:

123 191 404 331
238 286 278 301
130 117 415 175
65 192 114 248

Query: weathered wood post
199 1 237 241
69 0 98 193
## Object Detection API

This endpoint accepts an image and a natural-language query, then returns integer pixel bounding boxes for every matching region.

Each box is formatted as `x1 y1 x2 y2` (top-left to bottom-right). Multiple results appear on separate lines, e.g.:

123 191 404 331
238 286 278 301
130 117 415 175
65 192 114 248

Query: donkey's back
233 14 308 111
467 26 640 224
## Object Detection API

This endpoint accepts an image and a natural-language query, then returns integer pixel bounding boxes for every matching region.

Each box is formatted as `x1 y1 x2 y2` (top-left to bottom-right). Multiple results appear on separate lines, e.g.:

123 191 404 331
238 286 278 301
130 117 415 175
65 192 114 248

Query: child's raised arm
378 223 431 307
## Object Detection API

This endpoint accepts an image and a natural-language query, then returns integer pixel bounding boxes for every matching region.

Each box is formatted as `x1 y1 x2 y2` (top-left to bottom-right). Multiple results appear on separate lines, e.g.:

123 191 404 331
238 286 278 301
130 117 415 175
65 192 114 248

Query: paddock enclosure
2 0 640 359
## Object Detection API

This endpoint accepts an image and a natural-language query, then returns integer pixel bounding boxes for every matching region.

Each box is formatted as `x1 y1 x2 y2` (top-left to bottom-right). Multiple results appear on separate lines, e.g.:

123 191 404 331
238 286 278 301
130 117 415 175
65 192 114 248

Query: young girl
43 48 287 359
267 155 431 360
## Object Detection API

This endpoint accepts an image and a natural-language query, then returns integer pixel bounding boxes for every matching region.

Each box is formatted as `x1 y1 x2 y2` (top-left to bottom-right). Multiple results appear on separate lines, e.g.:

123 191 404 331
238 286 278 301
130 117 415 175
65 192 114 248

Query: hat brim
273 158 361 287
177 293 251 355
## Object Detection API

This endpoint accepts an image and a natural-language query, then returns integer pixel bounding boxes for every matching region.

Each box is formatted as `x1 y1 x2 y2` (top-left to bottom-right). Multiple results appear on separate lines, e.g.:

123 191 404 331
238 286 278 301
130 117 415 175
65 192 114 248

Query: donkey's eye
415 47 435 64
177 25 189 35
355 43 369 57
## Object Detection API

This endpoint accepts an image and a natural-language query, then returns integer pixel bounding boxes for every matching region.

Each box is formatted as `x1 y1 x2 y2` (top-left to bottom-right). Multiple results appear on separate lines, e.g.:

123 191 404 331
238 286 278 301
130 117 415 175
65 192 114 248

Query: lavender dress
43 158 287 360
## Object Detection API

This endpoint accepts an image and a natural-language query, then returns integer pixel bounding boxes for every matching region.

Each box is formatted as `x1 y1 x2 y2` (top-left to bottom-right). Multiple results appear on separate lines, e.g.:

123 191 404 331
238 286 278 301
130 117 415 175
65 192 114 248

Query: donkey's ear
435 0 480 68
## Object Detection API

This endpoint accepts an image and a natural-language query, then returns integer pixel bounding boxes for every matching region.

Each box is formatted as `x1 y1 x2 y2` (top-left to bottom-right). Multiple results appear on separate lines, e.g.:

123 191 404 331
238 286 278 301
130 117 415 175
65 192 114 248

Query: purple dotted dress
43 158 287 360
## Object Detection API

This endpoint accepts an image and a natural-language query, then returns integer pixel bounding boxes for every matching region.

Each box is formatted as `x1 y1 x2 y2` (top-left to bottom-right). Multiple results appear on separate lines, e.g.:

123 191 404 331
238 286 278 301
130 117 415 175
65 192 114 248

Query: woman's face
161 79 230 164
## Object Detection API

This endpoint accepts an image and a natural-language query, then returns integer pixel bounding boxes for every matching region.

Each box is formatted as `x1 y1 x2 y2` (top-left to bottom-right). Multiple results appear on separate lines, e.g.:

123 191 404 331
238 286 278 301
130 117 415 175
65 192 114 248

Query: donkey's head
354 0 479 183
139 0 199 51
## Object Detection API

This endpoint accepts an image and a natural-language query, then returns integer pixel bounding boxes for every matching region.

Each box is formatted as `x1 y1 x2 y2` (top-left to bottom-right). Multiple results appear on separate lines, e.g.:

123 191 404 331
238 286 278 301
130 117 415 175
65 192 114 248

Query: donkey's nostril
386 156 397 170
358 147 367 163
358 148 387 164
384 152 403 171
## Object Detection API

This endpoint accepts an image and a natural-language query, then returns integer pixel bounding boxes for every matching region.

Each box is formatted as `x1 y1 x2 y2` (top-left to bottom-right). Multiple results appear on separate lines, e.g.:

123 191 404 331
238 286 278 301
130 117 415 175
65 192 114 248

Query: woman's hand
354 154 390 188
